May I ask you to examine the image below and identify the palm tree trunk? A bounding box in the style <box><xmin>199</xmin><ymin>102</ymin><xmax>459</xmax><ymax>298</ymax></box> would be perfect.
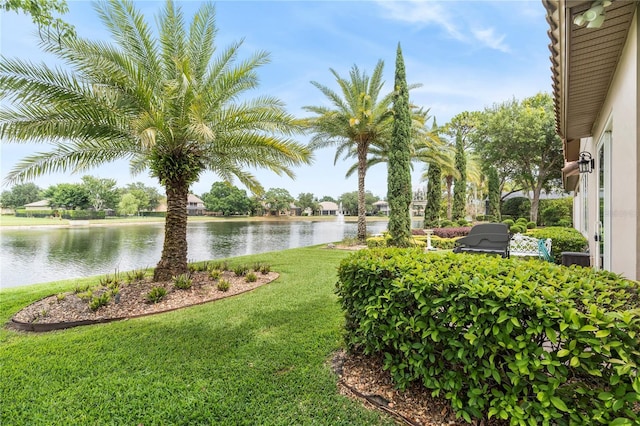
<box><xmin>154</xmin><ymin>180</ymin><xmax>189</xmax><ymax>281</ymax></box>
<box><xmin>357</xmin><ymin>143</ymin><xmax>368</xmax><ymax>242</ymax></box>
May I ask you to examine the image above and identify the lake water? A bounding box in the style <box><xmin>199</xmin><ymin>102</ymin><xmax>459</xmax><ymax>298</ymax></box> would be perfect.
<box><xmin>0</xmin><ymin>220</ymin><xmax>388</xmax><ymax>288</ymax></box>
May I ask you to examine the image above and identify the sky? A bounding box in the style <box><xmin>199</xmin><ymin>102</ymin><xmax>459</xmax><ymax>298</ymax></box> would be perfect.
<box><xmin>0</xmin><ymin>0</ymin><xmax>552</xmax><ymax>200</ymax></box>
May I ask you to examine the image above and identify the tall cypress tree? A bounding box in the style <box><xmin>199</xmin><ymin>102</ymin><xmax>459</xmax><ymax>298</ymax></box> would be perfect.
<box><xmin>487</xmin><ymin>166</ymin><xmax>501</xmax><ymax>221</ymax></box>
<box><xmin>452</xmin><ymin>134</ymin><xmax>467</xmax><ymax>221</ymax></box>
<box><xmin>424</xmin><ymin>162</ymin><xmax>442</xmax><ymax>228</ymax></box>
<box><xmin>387</xmin><ymin>43</ymin><xmax>412</xmax><ymax>247</ymax></box>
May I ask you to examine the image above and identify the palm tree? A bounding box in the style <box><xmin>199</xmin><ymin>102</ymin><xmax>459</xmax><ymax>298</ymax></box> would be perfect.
<box><xmin>0</xmin><ymin>0</ymin><xmax>311</xmax><ymax>281</ymax></box>
<box><xmin>303</xmin><ymin>61</ymin><xmax>395</xmax><ymax>242</ymax></box>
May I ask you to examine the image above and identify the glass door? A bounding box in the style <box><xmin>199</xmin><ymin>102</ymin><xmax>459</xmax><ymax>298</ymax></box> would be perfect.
<box><xmin>596</xmin><ymin>131</ymin><xmax>611</xmax><ymax>270</ymax></box>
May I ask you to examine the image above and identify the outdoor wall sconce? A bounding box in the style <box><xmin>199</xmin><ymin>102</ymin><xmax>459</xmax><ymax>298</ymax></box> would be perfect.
<box><xmin>578</xmin><ymin>151</ymin><xmax>595</xmax><ymax>173</ymax></box>
<box><xmin>573</xmin><ymin>0</ymin><xmax>612</xmax><ymax>28</ymax></box>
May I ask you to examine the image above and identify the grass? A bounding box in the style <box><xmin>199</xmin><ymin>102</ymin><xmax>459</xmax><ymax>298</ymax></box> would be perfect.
<box><xmin>0</xmin><ymin>246</ymin><xmax>394</xmax><ymax>426</ymax></box>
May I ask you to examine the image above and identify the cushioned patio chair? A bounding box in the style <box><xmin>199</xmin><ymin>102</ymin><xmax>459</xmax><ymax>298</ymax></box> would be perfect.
<box><xmin>452</xmin><ymin>223</ymin><xmax>510</xmax><ymax>258</ymax></box>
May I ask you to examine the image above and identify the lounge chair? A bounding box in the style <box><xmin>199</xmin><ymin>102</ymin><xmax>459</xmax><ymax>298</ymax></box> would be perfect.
<box><xmin>452</xmin><ymin>223</ymin><xmax>510</xmax><ymax>258</ymax></box>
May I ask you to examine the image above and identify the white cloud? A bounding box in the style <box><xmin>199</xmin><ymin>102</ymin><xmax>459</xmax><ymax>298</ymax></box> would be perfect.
<box><xmin>472</xmin><ymin>27</ymin><xmax>510</xmax><ymax>53</ymax></box>
<box><xmin>375</xmin><ymin>0</ymin><xmax>465</xmax><ymax>41</ymax></box>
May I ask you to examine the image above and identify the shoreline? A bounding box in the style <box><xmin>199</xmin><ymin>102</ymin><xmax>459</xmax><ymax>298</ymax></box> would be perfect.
<box><xmin>0</xmin><ymin>215</ymin><xmax>393</xmax><ymax>230</ymax></box>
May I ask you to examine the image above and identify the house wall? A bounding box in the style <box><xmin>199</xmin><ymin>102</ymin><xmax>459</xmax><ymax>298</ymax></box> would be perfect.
<box><xmin>585</xmin><ymin>10</ymin><xmax>639</xmax><ymax>280</ymax></box>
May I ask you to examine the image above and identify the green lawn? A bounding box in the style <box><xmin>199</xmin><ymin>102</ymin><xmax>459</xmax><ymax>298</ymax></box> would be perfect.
<box><xmin>0</xmin><ymin>246</ymin><xmax>394</xmax><ymax>425</ymax></box>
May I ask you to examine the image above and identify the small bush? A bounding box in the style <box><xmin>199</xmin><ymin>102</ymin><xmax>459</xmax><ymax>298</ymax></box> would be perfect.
<box><xmin>188</xmin><ymin>261</ymin><xmax>209</xmax><ymax>273</ymax></box>
<box><xmin>510</xmin><ymin>224</ymin><xmax>526</xmax><ymax>234</ymax></box>
<box><xmin>259</xmin><ymin>264</ymin><xmax>271</xmax><ymax>274</ymax></box>
<box><xmin>432</xmin><ymin>227</ymin><xmax>471</xmax><ymax>239</ymax></box>
<box><xmin>233</xmin><ymin>265</ymin><xmax>249</xmax><ymax>277</ymax></box>
<box><xmin>526</xmin><ymin>221</ymin><xmax>536</xmax><ymax>229</ymax></box>
<box><xmin>430</xmin><ymin>236</ymin><xmax>457</xmax><ymax>250</ymax></box>
<box><xmin>527</xmin><ymin>226</ymin><xmax>588</xmax><ymax>264</ymax></box>
<box><xmin>146</xmin><ymin>286</ymin><xmax>167</xmax><ymax>303</ymax></box>
<box><xmin>539</xmin><ymin>198</ymin><xmax>573</xmax><ymax>227</ymax></box>
<box><xmin>74</xmin><ymin>283</ymin><xmax>90</xmax><ymax>294</ymax></box>
<box><xmin>502</xmin><ymin>218</ymin><xmax>515</xmax><ymax>227</ymax></box>
<box><xmin>501</xmin><ymin>197</ymin><xmax>531</xmax><ymax>219</ymax></box>
<box><xmin>77</xmin><ymin>290</ymin><xmax>93</xmax><ymax>302</ymax></box>
<box><xmin>439</xmin><ymin>220</ymin><xmax>454</xmax><ymax>228</ymax></box>
<box><xmin>245</xmin><ymin>272</ymin><xmax>257</xmax><ymax>283</ymax></box>
<box><xmin>56</xmin><ymin>293</ymin><xmax>66</xmax><ymax>302</ymax></box>
<box><xmin>99</xmin><ymin>273</ymin><xmax>120</xmax><ymax>287</ymax></box>
<box><xmin>456</xmin><ymin>219</ymin><xmax>469</xmax><ymax>226</ymax></box>
<box><xmin>209</xmin><ymin>261</ymin><xmax>229</xmax><ymax>271</ymax></box>
<box><xmin>336</xmin><ymin>249</ymin><xmax>640</xmax><ymax>425</ymax></box>
<box><xmin>172</xmin><ymin>274</ymin><xmax>192</xmax><ymax>290</ymax></box>
<box><xmin>89</xmin><ymin>292</ymin><xmax>110</xmax><ymax>311</ymax></box>
<box><xmin>217</xmin><ymin>279</ymin><xmax>230</xmax><ymax>292</ymax></box>
<box><xmin>515</xmin><ymin>217</ymin><xmax>528</xmax><ymax>225</ymax></box>
<box><xmin>208</xmin><ymin>269</ymin><xmax>221</xmax><ymax>280</ymax></box>
<box><xmin>366</xmin><ymin>237</ymin><xmax>386</xmax><ymax>248</ymax></box>
<box><xmin>126</xmin><ymin>268</ymin><xmax>147</xmax><ymax>284</ymax></box>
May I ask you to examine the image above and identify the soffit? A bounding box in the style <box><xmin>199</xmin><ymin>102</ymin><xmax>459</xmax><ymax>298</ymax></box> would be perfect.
<box><xmin>544</xmin><ymin>0</ymin><xmax>638</xmax><ymax>143</ymax></box>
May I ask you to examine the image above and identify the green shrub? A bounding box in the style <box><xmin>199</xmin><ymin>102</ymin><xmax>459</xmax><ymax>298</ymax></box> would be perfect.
<box><xmin>539</xmin><ymin>198</ymin><xmax>573</xmax><ymax>227</ymax></box>
<box><xmin>515</xmin><ymin>217</ymin><xmax>528</xmax><ymax>225</ymax></box>
<box><xmin>126</xmin><ymin>268</ymin><xmax>147</xmax><ymax>284</ymax></box>
<box><xmin>14</xmin><ymin>209</ymin><xmax>58</xmax><ymax>218</ymax></box>
<box><xmin>456</xmin><ymin>219</ymin><xmax>469</xmax><ymax>227</ymax></box>
<box><xmin>89</xmin><ymin>292</ymin><xmax>110</xmax><ymax>311</ymax></box>
<box><xmin>208</xmin><ymin>269</ymin><xmax>221</xmax><ymax>280</ymax></box>
<box><xmin>527</xmin><ymin>227</ymin><xmax>588</xmax><ymax>264</ymax></box>
<box><xmin>336</xmin><ymin>249</ymin><xmax>640</xmax><ymax>425</ymax></box>
<box><xmin>439</xmin><ymin>220</ymin><xmax>454</xmax><ymax>228</ymax></box>
<box><xmin>74</xmin><ymin>283</ymin><xmax>90</xmax><ymax>294</ymax></box>
<box><xmin>217</xmin><ymin>279</ymin><xmax>230</xmax><ymax>292</ymax></box>
<box><xmin>259</xmin><ymin>264</ymin><xmax>271</xmax><ymax>274</ymax></box>
<box><xmin>172</xmin><ymin>274</ymin><xmax>192</xmax><ymax>290</ymax></box>
<box><xmin>233</xmin><ymin>265</ymin><xmax>249</xmax><ymax>277</ymax></box>
<box><xmin>209</xmin><ymin>261</ymin><xmax>229</xmax><ymax>271</ymax></box>
<box><xmin>366</xmin><ymin>236</ymin><xmax>386</xmax><ymax>248</ymax></box>
<box><xmin>510</xmin><ymin>224</ymin><xmax>526</xmax><ymax>234</ymax></box>
<box><xmin>245</xmin><ymin>272</ymin><xmax>257</xmax><ymax>283</ymax></box>
<box><xmin>99</xmin><ymin>272</ymin><xmax>120</xmax><ymax>287</ymax></box>
<box><xmin>146</xmin><ymin>286</ymin><xmax>167</xmax><ymax>303</ymax></box>
<box><xmin>430</xmin><ymin>236</ymin><xmax>457</xmax><ymax>250</ymax></box>
<box><xmin>502</xmin><ymin>219</ymin><xmax>515</xmax><ymax>227</ymax></box>
<box><xmin>526</xmin><ymin>221</ymin><xmax>536</xmax><ymax>229</ymax></box>
<box><xmin>501</xmin><ymin>197</ymin><xmax>530</xmax><ymax>219</ymax></box>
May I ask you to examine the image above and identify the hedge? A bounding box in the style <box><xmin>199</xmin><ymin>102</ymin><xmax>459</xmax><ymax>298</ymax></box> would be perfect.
<box><xmin>527</xmin><ymin>227</ymin><xmax>587</xmax><ymax>264</ymax></box>
<box><xmin>337</xmin><ymin>249</ymin><xmax>640</xmax><ymax>425</ymax></box>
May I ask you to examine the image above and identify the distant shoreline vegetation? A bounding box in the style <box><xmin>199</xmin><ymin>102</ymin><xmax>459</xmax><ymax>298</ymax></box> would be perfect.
<box><xmin>0</xmin><ymin>214</ymin><xmax>392</xmax><ymax>229</ymax></box>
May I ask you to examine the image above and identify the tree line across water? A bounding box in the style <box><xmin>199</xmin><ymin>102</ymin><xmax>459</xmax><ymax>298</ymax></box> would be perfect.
<box><xmin>0</xmin><ymin>178</ymin><xmax>388</xmax><ymax>217</ymax></box>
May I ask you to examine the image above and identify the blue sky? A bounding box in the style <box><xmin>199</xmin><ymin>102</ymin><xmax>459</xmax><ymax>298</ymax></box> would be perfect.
<box><xmin>0</xmin><ymin>0</ymin><xmax>551</xmax><ymax>200</ymax></box>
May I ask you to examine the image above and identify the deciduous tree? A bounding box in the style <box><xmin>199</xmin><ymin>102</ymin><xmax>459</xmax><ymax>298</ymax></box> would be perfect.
<box><xmin>473</xmin><ymin>93</ymin><xmax>562</xmax><ymax>222</ymax></box>
<box><xmin>0</xmin><ymin>182</ymin><xmax>41</xmax><ymax>208</ymax></box>
<box><xmin>202</xmin><ymin>182</ymin><xmax>252</xmax><ymax>216</ymax></box>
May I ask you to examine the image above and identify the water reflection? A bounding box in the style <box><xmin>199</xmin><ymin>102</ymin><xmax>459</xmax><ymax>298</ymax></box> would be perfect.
<box><xmin>0</xmin><ymin>220</ymin><xmax>388</xmax><ymax>288</ymax></box>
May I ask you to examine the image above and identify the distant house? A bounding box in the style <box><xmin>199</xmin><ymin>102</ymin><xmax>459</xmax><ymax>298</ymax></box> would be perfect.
<box><xmin>187</xmin><ymin>194</ymin><xmax>205</xmax><ymax>216</ymax></box>
<box><xmin>318</xmin><ymin>201</ymin><xmax>339</xmax><ymax>216</ymax></box>
<box><xmin>372</xmin><ymin>200</ymin><xmax>389</xmax><ymax>216</ymax></box>
<box><xmin>24</xmin><ymin>200</ymin><xmax>51</xmax><ymax>211</ymax></box>
<box><xmin>289</xmin><ymin>203</ymin><xmax>301</xmax><ymax>216</ymax></box>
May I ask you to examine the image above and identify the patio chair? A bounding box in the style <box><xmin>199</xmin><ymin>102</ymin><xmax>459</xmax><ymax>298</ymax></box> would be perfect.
<box><xmin>452</xmin><ymin>223</ymin><xmax>510</xmax><ymax>258</ymax></box>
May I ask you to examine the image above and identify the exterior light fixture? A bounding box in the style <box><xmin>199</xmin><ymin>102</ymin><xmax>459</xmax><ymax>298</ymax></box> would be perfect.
<box><xmin>578</xmin><ymin>151</ymin><xmax>595</xmax><ymax>173</ymax></box>
<box><xmin>573</xmin><ymin>0</ymin><xmax>612</xmax><ymax>28</ymax></box>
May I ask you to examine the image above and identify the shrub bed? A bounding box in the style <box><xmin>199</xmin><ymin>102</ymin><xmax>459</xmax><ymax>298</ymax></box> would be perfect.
<box><xmin>527</xmin><ymin>227</ymin><xmax>587</xmax><ymax>264</ymax></box>
<box><xmin>337</xmin><ymin>249</ymin><xmax>640</xmax><ymax>424</ymax></box>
